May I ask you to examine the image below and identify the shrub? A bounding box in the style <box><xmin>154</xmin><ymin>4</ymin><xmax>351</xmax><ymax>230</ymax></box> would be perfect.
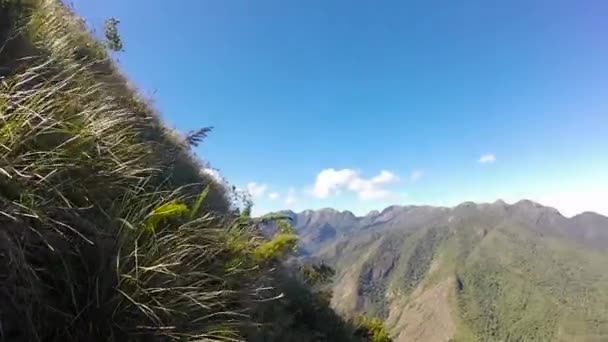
<box><xmin>354</xmin><ymin>316</ymin><xmax>393</xmax><ymax>342</ymax></box>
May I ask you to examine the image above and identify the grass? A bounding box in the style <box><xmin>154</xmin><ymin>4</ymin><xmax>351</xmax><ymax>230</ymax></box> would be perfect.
<box><xmin>0</xmin><ymin>1</ymin><xmax>369</xmax><ymax>341</ymax></box>
<box><xmin>0</xmin><ymin>22</ymin><xmax>262</xmax><ymax>339</ymax></box>
<box><xmin>12</xmin><ymin>0</ymin><xmax>231</xmax><ymax>212</ymax></box>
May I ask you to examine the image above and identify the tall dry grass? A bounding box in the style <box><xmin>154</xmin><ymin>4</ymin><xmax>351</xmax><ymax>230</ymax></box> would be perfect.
<box><xmin>0</xmin><ymin>2</ymin><xmax>370</xmax><ymax>342</ymax></box>
<box><xmin>0</xmin><ymin>1</ymin><xmax>274</xmax><ymax>340</ymax></box>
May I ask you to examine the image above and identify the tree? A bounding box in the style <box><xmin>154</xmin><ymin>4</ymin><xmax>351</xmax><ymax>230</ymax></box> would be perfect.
<box><xmin>104</xmin><ymin>17</ymin><xmax>123</xmax><ymax>52</ymax></box>
<box><xmin>299</xmin><ymin>262</ymin><xmax>336</xmax><ymax>287</ymax></box>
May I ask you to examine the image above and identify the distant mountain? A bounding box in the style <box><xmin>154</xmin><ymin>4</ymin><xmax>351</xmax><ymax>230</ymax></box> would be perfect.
<box><xmin>284</xmin><ymin>200</ymin><xmax>608</xmax><ymax>341</ymax></box>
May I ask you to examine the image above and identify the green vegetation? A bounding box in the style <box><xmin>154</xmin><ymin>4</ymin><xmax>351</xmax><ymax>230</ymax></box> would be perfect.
<box><xmin>247</xmin><ymin>261</ymin><xmax>393</xmax><ymax>342</ymax></box>
<box><xmin>103</xmin><ymin>17</ymin><xmax>123</xmax><ymax>52</ymax></box>
<box><xmin>0</xmin><ymin>1</ymin><xmax>390</xmax><ymax>341</ymax></box>
<box><xmin>354</xmin><ymin>316</ymin><xmax>392</xmax><ymax>342</ymax></box>
<box><xmin>400</xmin><ymin>226</ymin><xmax>447</xmax><ymax>292</ymax></box>
<box><xmin>455</xmin><ymin>224</ymin><xmax>608</xmax><ymax>341</ymax></box>
<box><xmin>306</xmin><ymin>205</ymin><xmax>608</xmax><ymax>341</ymax></box>
<box><xmin>357</xmin><ymin>234</ymin><xmax>405</xmax><ymax>319</ymax></box>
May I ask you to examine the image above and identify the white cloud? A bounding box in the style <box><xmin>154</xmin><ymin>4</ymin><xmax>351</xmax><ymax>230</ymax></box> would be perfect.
<box><xmin>371</xmin><ymin>170</ymin><xmax>400</xmax><ymax>184</ymax></box>
<box><xmin>312</xmin><ymin>168</ymin><xmax>358</xmax><ymax>198</ymax></box>
<box><xmin>268</xmin><ymin>192</ymin><xmax>280</xmax><ymax>200</ymax></box>
<box><xmin>312</xmin><ymin>168</ymin><xmax>400</xmax><ymax>201</ymax></box>
<box><xmin>246</xmin><ymin>182</ymin><xmax>267</xmax><ymax>198</ymax></box>
<box><xmin>285</xmin><ymin>188</ymin><xmax>297</xmax><ymax>206</ymax></box>
<box><xmin>410</xmin><ymin>170</ymin><xmax>424</xmax><ymax>182</ymax></box>
<box><xmin>478</xmin><ymin>154</ymin><xmax>496</xmax><ymax>164</ymax></box>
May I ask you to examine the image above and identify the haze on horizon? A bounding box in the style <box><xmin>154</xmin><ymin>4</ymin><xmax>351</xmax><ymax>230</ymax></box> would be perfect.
<box><xmin>72</xmin><ymin>0</ymin><xmax>608</xmax><ymax>217</ymax></box>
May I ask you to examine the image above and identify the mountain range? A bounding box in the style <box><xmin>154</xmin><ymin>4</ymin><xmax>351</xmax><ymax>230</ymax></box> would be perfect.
<box><xmin>279</xmin><ymin>200</ymin><xmax>608</xmax><ymax>341</ymax></box>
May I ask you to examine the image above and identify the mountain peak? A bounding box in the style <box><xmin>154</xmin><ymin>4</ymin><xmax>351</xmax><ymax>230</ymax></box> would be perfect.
<box><xmin>381</xmin><ymin>205</ymin><xmax>403</xmax><ymax>214</ymax></box>
<box><xmin>574</xmin><ymin>211</ymin><xmax>603</xmax><ymax>218</ymax></box>
<box><xmin>367</xmin><ymin>210</ymin><xmax>381</xmax><ymax>217</ymax></box>
<box><xmin>514</xmin><ymin>199</ymin><xmax>543</xmax><ymax>207</ymax></box>
<box><xmin>455</xmin><ymin>201</ymin><xmax>478</xmax><ymax>209</ymax></box>
<box><xmin>493</xmin><ymin>199</ymin><xmax>507</xmax><ymax>206</ymax></box>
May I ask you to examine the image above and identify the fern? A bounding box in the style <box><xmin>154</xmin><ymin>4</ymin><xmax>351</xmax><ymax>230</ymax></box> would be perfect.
<box><xmin>147</xmin><ymin>201</ymin><xmax>189</xmax><ymax>232</ymax></box>
<box><xmin>185</xmin><ymin>126</ymin><xmax>213</xmax><ymax>148</ymax></box>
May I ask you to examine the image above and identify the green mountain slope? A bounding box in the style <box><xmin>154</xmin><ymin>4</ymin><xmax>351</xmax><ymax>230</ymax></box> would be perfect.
<box><xmin>290</xmin><ymin>201</ymin><xmax>608</xmax><ymax>341</ymax></box>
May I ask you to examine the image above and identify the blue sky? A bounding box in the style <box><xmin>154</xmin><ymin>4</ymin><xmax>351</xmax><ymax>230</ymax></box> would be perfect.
<box><xmin>72</xmin><ymin>0</ymin><xmax>608</xmax><ymax>216</ymax></box>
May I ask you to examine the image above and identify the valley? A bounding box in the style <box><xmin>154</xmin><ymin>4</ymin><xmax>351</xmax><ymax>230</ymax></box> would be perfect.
<box><xmin>282</xmin><ymin>200</ymin><xmax>608</xmax><ymax>341</ymax></box>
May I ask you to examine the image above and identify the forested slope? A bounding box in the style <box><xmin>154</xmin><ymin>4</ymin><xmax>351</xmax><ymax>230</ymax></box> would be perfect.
<box><xmin>290</xmin><ymin>202</ymin><xmax>608</xmax><ymax>341</ymax></box>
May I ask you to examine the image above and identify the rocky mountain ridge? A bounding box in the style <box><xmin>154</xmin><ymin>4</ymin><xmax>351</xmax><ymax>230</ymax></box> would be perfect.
<box><xmin>281</xmin><ymin>199</ymin><xmax>608</xmax><ymax>254</ymax></box>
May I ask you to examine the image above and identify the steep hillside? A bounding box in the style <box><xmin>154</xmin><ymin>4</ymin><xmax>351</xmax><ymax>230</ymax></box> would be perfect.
<box><xmin>291</xmin><ymin>201</ymin><xmax>608</xmax><ymax>341</ymax></box>
<box><xmin>0</xmin><ymin>1</ymin><xmax>378</xmax><ymax>341</ymax></box>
